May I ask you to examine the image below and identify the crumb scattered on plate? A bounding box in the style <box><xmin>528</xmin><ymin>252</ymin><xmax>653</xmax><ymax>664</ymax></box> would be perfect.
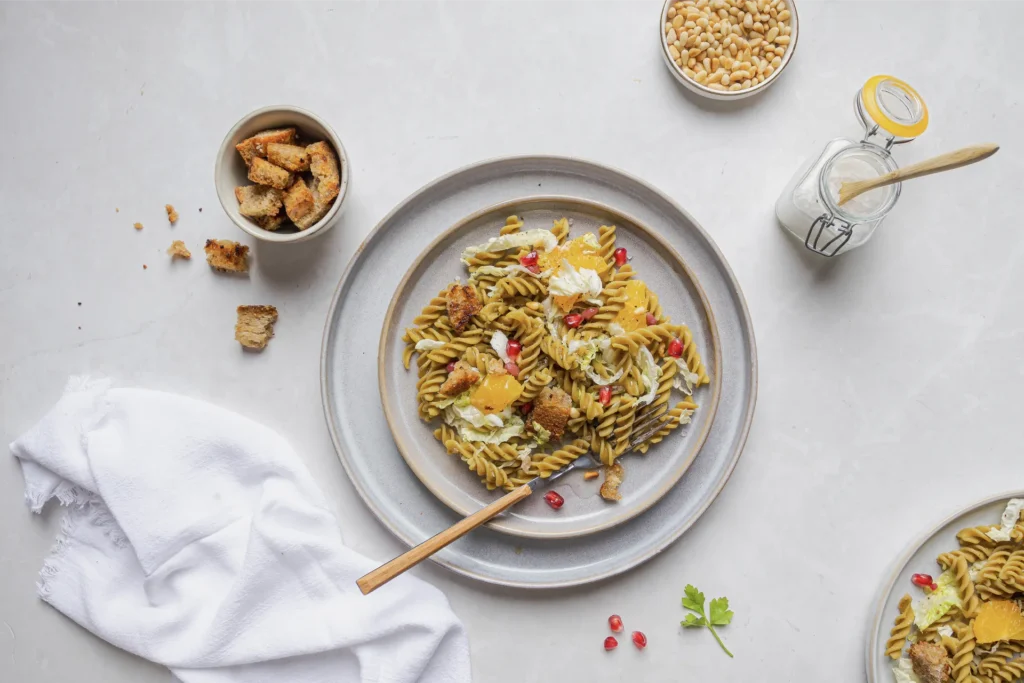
<box><xmin>235</xmin><ymin>305</ymin><xmax>278</xmax><ymax>350</ymax></box>
<box><xmin>142</xmin><ymin>264</ymin><xmax>148</xmax><ymax>270</ymax></box>
<box><xmin>600</xmin><ymin>463</ymin><xmax>624</xmax><ymax>502</ymax></box>
<box><xmin>165</xmin><ymin>204</ymin><xmax>178</xmax><ymax>224</ymax></box>
<box><xmin>584</xmin><ymin>471</ymin><xmax>599</xmax><ymax>481</ymax></box>
<box><xmin>134</xmin><ymin>222</ymin><xmax>143</xmax><ymax>230</ymax></box>
<box><xmin>204</xmin><ymin>239</ymin><xmax>249</xmax><ymax>272</ymax></box>
<box><xmin>167</xmin><ymin>240</ymin><xmax>191</xmax><ymax>259</ymax></box>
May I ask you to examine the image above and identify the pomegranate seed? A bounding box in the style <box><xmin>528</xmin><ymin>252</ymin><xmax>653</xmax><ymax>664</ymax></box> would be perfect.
<box><xmin>911</xmin><ymin>573</ymin><xmax>934</xmax><ymax>588</ymax></box>
<box><xmin>544</xmin><ymin>490</ymin><xmax>564</xmax><ymax>509</ymax></box>
<box><xmin>667</xmin><ymin>338</ymin><xmax>683</xmax><ymax>358</ymax></box>
<box><xmin>613</xmin><ymin>247</ymin><xmax>628</xmax><ymax>266</ymax></box>
<box><xmin>645</xmin><ymin>312</ymin><xmax>658</xmax><ymax>326</ymax></box>
<box><xmin>520</xmin><ymin>251</ymin><xmax>539</xmax><ymax>268</ymax></box>
<box><xmin>631</xmin><ymin>631</ymin><xmax>647</xmax><ymax>649</ymax></box>
<box><xmin>581</xmin><ymin>307</ymin><xmax>599</xmax><ymax>321</ymax></box>
<box><xmin>608</xmin><ymin>615</ymin><xmax>624</xmax><ymax>633</ymax></box>
<box><xmin>504</xmin><ymin>361</ymin><xmax>520</xmax><ymax>377</ymax></box>
<box><xmin>603</xmin><ymin>636</ymin><xmax>618</xmax><ymax>651</ymax></box>
<box><xmin>564</xmin><ymin>313</ymin><xmax>583</xmax><ymax>328</ymax></box>
<box><xmin>598</xmin><ymin>386</ymin><xmax>612</xmax><ymax>406</ymax></box>
<box><xmin>446</xmin><ymin>362</ymin><xmax>456</xmax><ymax>373</ymax></box>
<box><xmin>520</xmin><ymin>401</ymin><xmax>533</xmax><ymax>415</ymax></box>
<box><xmin>506</xmin><ymin>339</ymin><xmax>522</xmax><ymax>360</ymax></box>
<box><xmin>929</xmin><ymin>582</ymin><xmax>938</xmax><ymax>591</ymax></box>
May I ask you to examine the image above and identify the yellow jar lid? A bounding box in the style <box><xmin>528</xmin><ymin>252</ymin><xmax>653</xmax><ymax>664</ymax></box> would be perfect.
<box><xmin>861</xmin><ymin>75</ymin><xmax>929</xmax><ymax>139</ymax></box>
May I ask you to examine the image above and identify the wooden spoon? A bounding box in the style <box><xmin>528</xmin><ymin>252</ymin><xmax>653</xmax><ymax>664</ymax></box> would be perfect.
<box><xmin>837</xmin><ymin>143</ymin><xmax>999</xmax><ymax>207</ymax></box>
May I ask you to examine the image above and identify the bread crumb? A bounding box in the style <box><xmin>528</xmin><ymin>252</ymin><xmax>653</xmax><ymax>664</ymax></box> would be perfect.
<box><xmin>133</xmin><ymin>222</ymin><xmax>143</xmax><ymax>230</ymax></box>
<box><xmin>583</xmin><ymin>471</ymin><xmax>599</xmax><ymax>481</ymax></box>
<box><xmin>115</xmin><ymin>207</ymin><xmax>119</xmax><ymax>213</ymax></box>
<box><xmin>235</xmin><ymin>305</ymin><xmax>278</xmax><ymax>350</ymax></box>
<box><xmin>167</xmin><ymin>240</ymin><xmax>191</xmax><ymax>259</ymax></box>
<box><xmin>204</xmin><ymin>239</ymin><xmax>249</xmax><ymax>272</ymax></box>
<box><xmin>599</xmin><ymin>462</ymin><xmax>624</xmax><ymax>501</ymax></box>
<box><xmin>143</xmin><ymin>264</ymin><xmax>148</xmax><ymax>270</ymax></box>
<box><xmin>165</xmin><ymin>204</ymin><xmax>179</xmax><ymax>224</ymax></box>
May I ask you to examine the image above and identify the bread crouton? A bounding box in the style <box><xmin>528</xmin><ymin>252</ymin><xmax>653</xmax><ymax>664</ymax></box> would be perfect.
<box><xmin>484</xmin><ymin>355</ymin><xmax>507</xmax><ymax>376</ymax></box>
<box><xmin>445</xmin><ymin>284</ymin><xmax>482</xmax><ymax>333</ymax></box>
<box><xmin>248</xmin><ymin>157</ymin><xmax>294</xmax><ymax>190</ymax></box>
<box><xmin>235</xmin><ymin>128</ymin><xmax>297</xmax><ymax>166</ymax></box>
<box><xmin>255</xmin><ymin>214</ymin><xmax>286</xmax><ymax>231</ymax></box>
<box><xmin>234</xmin><ymin>185</ymin><xmax>284</xmax><ymax>218</ymax></box>
<box><xmin>306</xmin><ymin>141</ymin><xmax>341</xmax><ymax>204</ymax></box>
<box><xmin>530</xmin><ymin>386</ymin><xmax>572</xmax><ymax>440</ymax></box>
<box><xmin>204</xmin><ymin>239</ymin><xmax>249</xmax><ymax>272</ymax></box>
<box><xmin>439</xmin><ymin>360</ymin><xmax>481</xmax><ymax>396</ymax></box>
<box><xmin>599</xmin><ymin>462</ymin><xmax>624</xmax><ymax>502</ymax></box>
<box><xmin>283</xmin><ymin>178</ymin><xmax>315</xmax><ymax>222</ymax></box>
<box><xmin>267</xmin><ymin>143</ymin><xmax>311</xmax><ymax>172</ymax></box>
<box><xmin>165</xmin><ymin>204</ymin><xmax>178</xmax><ymax>224</ymax></box>
<box><xmin>291</xmin><ymin>192</ymin><xmax>331</xmax><ymax>230</ymax></box>
<box><xmin>235</xmin><ymin>305</ymin><xmax>278</xmax><ymax>350</ymax></box>
<box><xmin>909</xmin><ymin>642</ymin><xmax>950</xmax><ymax>683</ymax></box>
<box><xmin>133</xmin><ymin>222</ymin><xmax>143</xmax><ymax>230</ymax></box>
<box><xmin>167</xmin><ymin>240</ymin><xmax>191</xmax><ymax>259</ymax></box>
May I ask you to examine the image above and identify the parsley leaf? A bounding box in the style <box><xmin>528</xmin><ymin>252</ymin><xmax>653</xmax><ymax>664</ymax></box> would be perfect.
<box><xmin>682</xmin><ymin>613</ymin><xmax>706</xmax><ymax>627</ymax></box>
<box><xmin>680</xmin><ymin>584</ymin><xmax>734</xmax><ymax>658</ymax></box>
<box><xmin>709</xmin><ymin>597</ymin><xmax>734</xmax><ymax>626</ymax></box>
<box><xmin>682</xmin><ymin>584</ymin><xmax>705</xmax><ymax>612</ymax></box>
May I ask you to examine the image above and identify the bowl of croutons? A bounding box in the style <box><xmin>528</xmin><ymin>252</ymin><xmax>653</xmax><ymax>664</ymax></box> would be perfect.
<box><xmin>216</xmin><ymin>105</ymin><xmax>350</xmax><ymax>243</ymax></box>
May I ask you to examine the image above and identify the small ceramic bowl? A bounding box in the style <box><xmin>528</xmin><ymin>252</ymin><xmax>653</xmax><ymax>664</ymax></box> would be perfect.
<box><xmin>659</xmin><ymin>0</ymin><xmax>799</xmax><ymax>101</ymax></box>
<box><xmin>215</xmin><ymin>105</ymin><xmax>350</xmax><ymax>244</ymax></box>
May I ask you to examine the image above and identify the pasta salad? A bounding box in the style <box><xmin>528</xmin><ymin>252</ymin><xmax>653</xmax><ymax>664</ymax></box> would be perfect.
<box><xmin>402</xmin><ymin>215</ymin><xmax>709</xmax><ymax>501</ymax></box>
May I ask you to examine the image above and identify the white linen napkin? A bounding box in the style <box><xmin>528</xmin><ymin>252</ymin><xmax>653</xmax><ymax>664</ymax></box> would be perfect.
<box><xmin>10</xmin><ymin>377</ymin><xmax>471</xmax><ymax>683</ymax></box>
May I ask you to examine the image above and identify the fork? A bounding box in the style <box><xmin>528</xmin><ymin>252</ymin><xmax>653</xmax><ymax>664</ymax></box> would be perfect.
<box><xmin>356</xmin><ymin>406</ymin><xmax>672</xmax><ymax>594</ymax></box>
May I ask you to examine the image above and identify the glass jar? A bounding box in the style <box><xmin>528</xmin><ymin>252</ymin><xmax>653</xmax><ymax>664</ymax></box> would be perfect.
<box><xmin>775</xmin><ymin>75</ymin><xmax>929</xmax><ymax>256</ymax></box>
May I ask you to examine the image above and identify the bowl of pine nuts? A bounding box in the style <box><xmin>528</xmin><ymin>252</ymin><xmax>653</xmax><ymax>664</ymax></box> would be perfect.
<box><xmin>660</xmin><ymin>0</ymin><xmax>798</xmax><ymax>100</ymax></box>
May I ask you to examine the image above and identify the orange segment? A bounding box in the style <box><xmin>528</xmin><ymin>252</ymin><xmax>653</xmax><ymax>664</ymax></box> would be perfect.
<box><xmin>553</xmin><ymin>294</ymin><xmax>579</xmax><ymax>312</ymax></box>
<box><xmin>538</xmin><ymin>236</ymin><xmax>609</xmax><ymax>274</ymax></box>
<box><xmin>974</xmin><ymin>600</ymin><xmax>1024</xmax><ymax>644</ymax></box>
<box><xmin>612</xmin><ymin>280</ymin><xmax>650</xmax><ymax>333</ymax></box>
<box><xmin>470</xmin><ymin>374</ymin><xmax>523</xmax><ymax>414</ymax></box>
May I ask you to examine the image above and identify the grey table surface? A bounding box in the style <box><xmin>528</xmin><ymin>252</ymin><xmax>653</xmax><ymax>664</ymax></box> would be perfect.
<box><xmin>1</xmin><ymin>2</ymin><xmax>1020</xmax><ymax>681</ymax></box>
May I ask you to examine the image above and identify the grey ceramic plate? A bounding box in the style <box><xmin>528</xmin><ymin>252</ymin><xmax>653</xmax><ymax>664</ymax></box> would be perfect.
<box><xmin>866</xmin><ymin>491</ymin><xmax>1024</xmax><ymax>681</ymax></box>
<box><xmin>321</xmin><ymin>155</ymin><xmax>757</xmax><ymax>587</ymax></box>
<box><xmin>379</xmin><ymin>197</ymin><xmax>722</xmax><ymax>538</ymax></box>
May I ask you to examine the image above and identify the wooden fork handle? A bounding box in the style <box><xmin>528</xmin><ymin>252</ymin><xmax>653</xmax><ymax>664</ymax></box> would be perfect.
<box><xmin>356</xmin><ymin>484</ymin><xmax>533</xmax><ymax>594</ymax></box>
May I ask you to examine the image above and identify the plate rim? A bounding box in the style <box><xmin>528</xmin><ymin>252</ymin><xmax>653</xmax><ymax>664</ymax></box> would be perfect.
<box><xmin>864</xmin><ymin>488</ymin><xmax>1024</xmax><ymax>681</ymax></box>
<box><xmin>320</xmin><ymin>154</ymin><xmax>759</xmax><ymax>587</ymax></box>
<box><xmin>376</xmin><ymin>194</ymin><xmax>724</xmax><ymax>539</ymax></box>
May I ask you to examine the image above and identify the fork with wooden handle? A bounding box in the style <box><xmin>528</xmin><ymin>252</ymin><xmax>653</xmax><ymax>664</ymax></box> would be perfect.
<box><xmin>355</xmin><ymin>406</ymin><xmax>673</xmax><ymax>594</ymax></box>
<box><xmin>837</xmin><ymin>143</ymin><xmax>999</xmax><ymax>207</ymax></box>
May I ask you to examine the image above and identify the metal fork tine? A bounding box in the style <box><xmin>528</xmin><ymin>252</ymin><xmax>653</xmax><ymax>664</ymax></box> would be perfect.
<box><xmin>625</xmin><ymin>406</ymin><xmax>670</xmax><ymax>451</ymax></box>
<box><xmin>630</xmin><ymin>405</ymin><xmax>668</xmax><ymax>436</ymax></box>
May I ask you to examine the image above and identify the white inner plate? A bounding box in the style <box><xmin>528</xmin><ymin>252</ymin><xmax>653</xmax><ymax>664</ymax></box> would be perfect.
<box><xmin>378</xmin><ymin>197</ymin><xmax>722</xmax><ymax>538</ymax></box>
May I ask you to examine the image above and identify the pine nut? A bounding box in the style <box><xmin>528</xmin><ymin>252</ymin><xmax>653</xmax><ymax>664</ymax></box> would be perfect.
<box><xmin>664</xmin><ymin>0</ymin><xmax>792</xmax><ymax>92</ymax></box>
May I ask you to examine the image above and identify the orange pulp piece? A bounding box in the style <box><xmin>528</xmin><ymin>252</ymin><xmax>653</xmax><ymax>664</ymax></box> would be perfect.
<box><xmin>974</xmin><ymin>600</ymin><xmax>1024</xmax><ymax>644</ymax></box>
<box><xmin>538</xmin><ymin>236</ymin><xmax>610</xmax><ymax>274</ymax></box>
<box><xmin>470</xmin><ymin>373</ymin><xmax>524</xmax><ymax>414</ymax></box>
<box><xmin>612</xmin><ymin>280</ymin><xmax>650</xmax><ymax>333</ymax></box>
